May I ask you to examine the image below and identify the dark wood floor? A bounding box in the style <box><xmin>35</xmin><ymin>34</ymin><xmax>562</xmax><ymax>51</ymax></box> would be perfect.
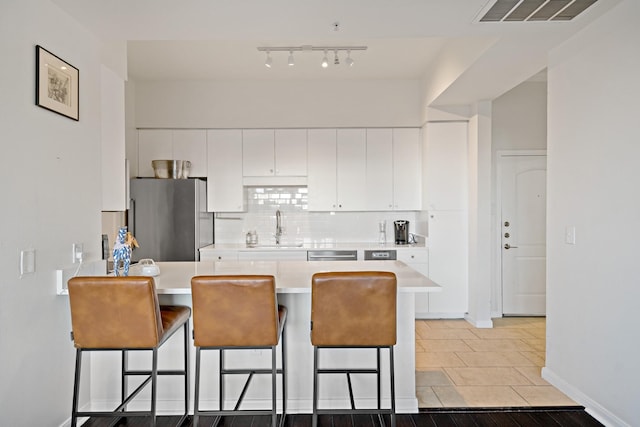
<box><xmin>81</xmin><ymin>408</ymin><xmax>603</xmax><ymax>427</ymax></box>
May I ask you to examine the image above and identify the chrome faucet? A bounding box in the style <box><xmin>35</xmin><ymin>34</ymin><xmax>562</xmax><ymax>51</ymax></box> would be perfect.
<box><xmin>275</xmin><ymin>209</ymin><xmax>283</xmax><ymax>245</ymax></box>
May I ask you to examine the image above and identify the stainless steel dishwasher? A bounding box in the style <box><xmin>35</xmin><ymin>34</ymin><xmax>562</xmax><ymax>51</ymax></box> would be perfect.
<box><xmin>307</xmin><ymin>250</ymin><xmax>358</xmax><ymax>261</ymax></box>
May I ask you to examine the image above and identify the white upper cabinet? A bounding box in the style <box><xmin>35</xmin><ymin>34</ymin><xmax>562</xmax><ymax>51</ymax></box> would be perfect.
<box><xmin>336</xmin><ymin>129</ymin><xmax>367</xmax><ymax>211</ymax></box>
<box><xmin>307</xmin><ymin>129</ymin><xmax>337</xmax><ymax>211</ymax></box>
<box><xmin>138</xmin><ymin>129</ymin><xmax>207</xmax><ymax>177</ymax></box>
<box><xmin>275</xmin><ymin>129</ymin><xmax>307</xmax><ymax>176</ymax></box>
<box><xmin>172</xmin><ymin>130</ymin><xmax>208</xmax><ymax>177</ymax></box>
<box><xmin>242</xmin><ymin>129</ymin><xmax>274</xmax><ymax>176</ymax></box>
<box><xmin>101</xmin><ymin>65</ymin><xmax>127</xmax><ymax>211</ymax></box>
<box><xmin>424</xmin><ymin>122</ymin><xmax>468</xmax><ymax>211</ymax></box>
<box><xmin>242</xmin><ymin>129</ymin><xmax>307</xmax><ymax>177</ymax></box>
<box><xmin>207</xmin><ymin>129</ymin><xmax>245</xmax><ymax>212</ymax></box>
<box><xmin>366</xmin><ymin>129</ymin><xmax>394</xmax><ymax>210</ymax></box>
<box><xmin>393</xmin><ymin>128</ymin><xmax>422</xmax><ymax>210</ymax></box>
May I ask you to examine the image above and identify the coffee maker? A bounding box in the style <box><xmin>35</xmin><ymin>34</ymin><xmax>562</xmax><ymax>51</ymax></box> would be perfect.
<box><xmin>394</xmin><ymin>220</ymin><xmax>409</xmax><ymax>245</ymax></box>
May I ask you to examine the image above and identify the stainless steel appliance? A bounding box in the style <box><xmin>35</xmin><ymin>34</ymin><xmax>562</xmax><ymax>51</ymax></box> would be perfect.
<box><xmin>394</xmin><ymin>220</ymin><xmax>409</xmax><ymax>245</ymax></box>
<box><xmin>307</xmin><ymin>250</ymin><xmax>357</xmax><ymax>261</ymax></box>
<box><xmin>128</xmin><ymin>178</ymin><xmax>213</xmax><ymax>262</ymax></box>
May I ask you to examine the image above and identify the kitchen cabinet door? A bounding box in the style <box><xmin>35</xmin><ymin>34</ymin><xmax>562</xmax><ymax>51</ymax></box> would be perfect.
<box><xmin>393</xmin><ymin>128</ymin><xmax>421</xmax><ymax>210</ymax></box>
<box><xmin>366</xmin><ymin>129</ymin><xmax>394</xmax><ymax>210</ymax></box>
<box><xmin>275</xmin><ymin>129</ymin><xmax>307</xmax><ymax>176</ymax></box>
<box><xmin>207</xmin><ymin>129</ymin><xmax>245</xmax><ymax>212</ymax></box>
<box><xmin>307</xmin><ymin>129</ymin><xmax>337</xmax><ymax>211</ymax></box>
<box><xmin>427</xmin><ymin>210</ymin><xmax>468</xmax><ymax>315</ymax></box>
<box><xmin>242</xmin><ymin>129</ymin><xmax>275</xmax><ymax>176</ymax></box>
<box><xmin>336</xmin><ymin>129</ymin><xmax>367</xmax><ymax>211</ymax></box>
<box><xmin>424</xmin><ymin>122</ymin><xmax>468</xmax><ymax>211</ymax></box>
<box><xmin>138</xmin><ymin>129</ymin><xmax>207</xmax><ymax>178</ymax></box>
<box><xmin>172</xmin><ymin>129</ymin><xmax>207</xmax><ymax>177</ymax></box>
<box><xmin>138</xmin><ymin>129</ymin><xmax>172</xmax><ymax>177</ymax></box>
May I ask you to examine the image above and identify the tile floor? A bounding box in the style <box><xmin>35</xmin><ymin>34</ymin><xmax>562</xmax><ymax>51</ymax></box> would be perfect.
<box><xmin>415</xmin><ymin>317</ymin><xmax>577</xmax><ymax>408</ymax></box>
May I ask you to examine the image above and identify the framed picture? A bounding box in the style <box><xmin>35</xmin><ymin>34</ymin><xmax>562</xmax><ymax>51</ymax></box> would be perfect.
<box><xmin>35</xmin><ymin>45</ymin><xmax>79</xmax><ymax>121</ymax></box>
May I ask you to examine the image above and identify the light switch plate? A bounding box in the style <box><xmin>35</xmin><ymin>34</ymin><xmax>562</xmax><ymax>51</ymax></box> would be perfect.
<box><xmin>20</xmin><ymin>249</ymin><xmax>36</xmax><ymax>275</ymax></box>
<box><xmin>565</xmin><ymin>226</ymin><xmax>576</xmax><ymax>245</ymax></box>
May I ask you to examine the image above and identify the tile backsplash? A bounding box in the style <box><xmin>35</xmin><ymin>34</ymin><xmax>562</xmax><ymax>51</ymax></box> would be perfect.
<box><xmin>214</xmin><ymin>186</ymin><xmax>420</xmax><ymax>245</ymax></box>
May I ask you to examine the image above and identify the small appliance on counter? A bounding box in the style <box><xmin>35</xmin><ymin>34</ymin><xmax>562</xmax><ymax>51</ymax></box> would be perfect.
<box><xmin>394</xmin><ymin>220</ymin><xmax>409</xmax><ymax>245</ymax></box>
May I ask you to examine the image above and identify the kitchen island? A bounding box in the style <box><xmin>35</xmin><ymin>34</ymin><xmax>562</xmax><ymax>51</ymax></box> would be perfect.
<box><xmin>84</xmin><ymin>260</ymin><xmax>440</xmax><ymax>415</ymax></box>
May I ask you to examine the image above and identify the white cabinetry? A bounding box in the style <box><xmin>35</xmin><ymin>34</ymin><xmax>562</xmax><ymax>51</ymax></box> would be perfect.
<box><xmin>237</xmin><ymin>250</ymin><xmax>307</xmax><ymax>261</ymax></box>
<box><xmin>366</xmin><ymin>129</ymin><xmax>394</xmax><ymax>210</ymax></box>
<box><xmin>101</xmin><ymin>65</ymin><xmax>127</xmax><ymax>211</ymax></box>
<box><xmin>199</xmin><ymin>250</ymin><xmax>239</xmax><ymax>261</ymax></box>
<box><xmin>365</xmin><ymin>128</ymin><xmax>422</xmax><ymax>211</ymax></box>
<box><xmin>138</xmin><ymin>129</ymin><xmax>207</xmax><ymax>177</ymax></box>
<box><xmin>424</xmin><ymin>122</ymin><xmax>469</xmax><ymax>317</ymax></box>
<box><xmin>397</xmin><ymin>247</ymin><xmax>430</xmax><ymax>317</ymax></box>
<box><xmin>393</xmin><ymin>128</ymin><xmax>421</xmax><ymax>210</ymax></box>
<box><xmin>207</xmin><ymin>129</ymin><xmax>245</xmax><ymax>212</ymax></box>
<box><xmin>307</xmin><ymin>129</ymin><xmax>337</xmax><ymax>211</ymax></box>
<box><xmin>308</xmin><ymin>128</ymin><xmax>368</xmax><ymax>211</ymax></box>
<box><xmin>336</xmin><ymin>129</ymin><xmax>367</xmax><ymax>210</ymax></box>
<box><xmin>242</xmin><ymin>129</ymin><xmax>307</xmax><ymax>177</ymax></box>
<box><xmin>424</xmin><ymin>122</ymin><xmax>467</xmax><ymax>211</ymax></box>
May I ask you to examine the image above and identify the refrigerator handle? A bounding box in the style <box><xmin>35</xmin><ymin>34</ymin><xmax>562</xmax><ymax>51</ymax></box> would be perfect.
<box><xmin>129</xmin><ymin>198</ymin><xmax>136</xmax><ymax>237</ymax></box>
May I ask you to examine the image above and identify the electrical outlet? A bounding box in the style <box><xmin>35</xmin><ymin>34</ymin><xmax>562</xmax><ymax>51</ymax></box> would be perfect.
<box><xmin>72</xmin><ymin>243</ymin><xmax>83</xmax><ymax>263</ymax></box>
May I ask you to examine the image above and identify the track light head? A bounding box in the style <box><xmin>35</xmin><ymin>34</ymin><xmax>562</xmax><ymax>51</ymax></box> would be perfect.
<box><xmin>334</xmin><ymin>50</ymin><xmax>340</xmax><ymax>65</ymax></box>
<box><xmin>321</xmin><ymin>50</ymin><xmax>329</xmax><ymax>68</ymax></box>
<box><xmin>346</xmin><ymin>50</ymin><xmax>354</xmax><ymax>67</ymax></box>
<box><xmin>265</xmin><ymin>51</ymin><xmax>272</xmax><ymax>68</ymax></box>
<box><xmin>288</xmin><ymin>51</ymin><xmax>295</xmax><ymax>66</ymax></box>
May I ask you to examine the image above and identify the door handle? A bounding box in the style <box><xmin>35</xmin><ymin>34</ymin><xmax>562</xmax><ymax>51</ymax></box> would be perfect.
<box><xmin>504</xmin><ymin>243</ymin><xmax>519</xmax><ymax>249</ymax></box>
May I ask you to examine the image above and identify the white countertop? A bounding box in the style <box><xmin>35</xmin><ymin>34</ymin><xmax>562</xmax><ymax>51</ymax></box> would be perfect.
<box><xmin>200</xmin><ymin>241</ymin><xmax>426</xmax><ymax>251</ymax></box>
<box><xmin>127</xmin><ymin>260</ymin><xmax>440</xmax><ymax>294</ymax></box>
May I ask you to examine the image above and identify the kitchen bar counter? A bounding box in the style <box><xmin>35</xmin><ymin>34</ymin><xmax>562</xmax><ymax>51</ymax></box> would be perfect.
<box><xmin>200</xmin><ymin>241</ymin><xmax>427</xmax><ymax>251</ymax></box>
<box><xmin>87</xmin><ymin>259</ymin><xmax>440</xmax><ymax>415</ymax></box>
<box><xmin>128</xmin><ymin>260</ymin><xmax>439</xmax><ymax>294</ymax></box>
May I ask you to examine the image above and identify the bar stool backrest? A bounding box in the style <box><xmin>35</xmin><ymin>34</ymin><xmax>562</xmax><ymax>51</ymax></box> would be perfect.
<box><xmin>68</xmin><ymin>276</ymin><xmax>163</xmax><ymax>349</ymax></box>
<box><xmin>311</xmin><ymin>271</ymin><xmax>397</xmax><ymax>346</ymax></box>
<box><xmin>191</xmin><ymin>275</ymin><xmax>280</xmax><ymax>347</ymax></box>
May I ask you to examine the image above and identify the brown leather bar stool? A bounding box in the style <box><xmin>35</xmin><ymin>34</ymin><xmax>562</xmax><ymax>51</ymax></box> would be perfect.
<box><xmin>191</xmin><ymin>275</ymin><xmax>287</xmax><ymax>427</ymax></box>
<box><xmin>67</xmin><ymin>276</ymin><xmax>191</xmax><ymax>427</ymax></box>
<box><xmin>311</xmin><ymin>271</ymin><xmax>397</xmax><ymax>427</ymax></box>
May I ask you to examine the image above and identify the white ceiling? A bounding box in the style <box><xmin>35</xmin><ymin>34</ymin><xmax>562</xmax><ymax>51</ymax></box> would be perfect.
<box><xmin>52</xmin><ymin>0</ymin><xmax>620</xmax><ymax>105</ymax></box>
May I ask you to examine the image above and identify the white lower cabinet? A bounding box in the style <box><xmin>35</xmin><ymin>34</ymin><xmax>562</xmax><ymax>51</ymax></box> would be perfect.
<box><xmin>427</xmin><ymin>211</ymin><xmax>468</xmax><ymax>316</ymax></box>
<box><xmin>237</xmin><ymin>250</ymin><xmax>307</xmax><ymax>261</ymax></box>
<box><xmin>199</xmin><ymin>250</ymin><xmax>238</xmax><ymax>261</ymax></box>
<box><xmin>396</xmin><ymin>247</ymin><xmax>430</xmax><ymax>318</ymax></box>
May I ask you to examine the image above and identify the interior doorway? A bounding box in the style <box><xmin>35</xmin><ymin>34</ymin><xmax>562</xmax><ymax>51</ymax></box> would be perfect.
<box><xmin>497</xmin><ymin>152</ymin><xmax>547</xmax><ymax>316</ymax></box>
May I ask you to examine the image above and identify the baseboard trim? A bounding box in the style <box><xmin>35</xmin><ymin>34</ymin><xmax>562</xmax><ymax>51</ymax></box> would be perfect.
<box><xmin>542</xmin><ymin>367</ymin><xmax>630</xmax><ymax>427</ymax></box>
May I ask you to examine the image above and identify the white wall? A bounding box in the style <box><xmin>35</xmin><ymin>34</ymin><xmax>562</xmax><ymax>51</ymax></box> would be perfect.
<box><xmin>544</xmin><ymin>1</ymin><xmax>640</xmax><ymax>425</ymax></box>
<box><xmin>134</xmin><ymin>79</ymin><xmax>423</xmax><ymax>128</ymax></box>
<box><xmin>492</xmin><ymin>81</ymin><xmax>547</xmax><ymax>152</ymax></box>
<box><xmin>0</xmin><ymin>0</ymin><xmax>104</xmax><ymax>425</ymax></box>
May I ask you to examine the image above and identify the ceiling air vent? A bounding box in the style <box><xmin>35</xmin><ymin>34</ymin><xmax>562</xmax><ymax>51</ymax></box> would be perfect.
<box><xmin>479</xmin><ymin>0</ymin><xmax>598</xmax><ymax>22</ymax></box>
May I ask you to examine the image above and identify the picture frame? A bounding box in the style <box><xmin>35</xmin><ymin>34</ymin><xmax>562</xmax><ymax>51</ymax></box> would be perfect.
<box><xmin>35</xmin><ymin>45</ymin><xmax>79</xmax><ymax>121</ymax></box>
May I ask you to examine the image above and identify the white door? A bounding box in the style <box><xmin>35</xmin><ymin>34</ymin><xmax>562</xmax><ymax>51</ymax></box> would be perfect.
<box><xmin>501</xmin><ymin>154</ymin><xmax>547</xmax><ymax>315</ymax></box>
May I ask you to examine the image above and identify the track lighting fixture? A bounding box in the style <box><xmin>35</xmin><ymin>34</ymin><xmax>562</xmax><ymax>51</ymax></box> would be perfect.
<box><xmin>264</xmin><ymin>51</ymin><xmax>272</xmax><ymax>68</ymax></box>
<box><xmin>346</xmin><ymin>50</ymin><xmax>354</xmax><ymax>67</ymax></box>
<box><xmin>257</xmin><ymin>45</ymin><xmax>366</xmax><ymax>68</ymax></box>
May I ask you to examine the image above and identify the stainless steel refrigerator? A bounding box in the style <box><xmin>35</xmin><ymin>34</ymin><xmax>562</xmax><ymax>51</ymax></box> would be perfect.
<box><xmin>128</xmin><ymin>178</ymin><xmax>213</xmax><ymax>262</ymax></box>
